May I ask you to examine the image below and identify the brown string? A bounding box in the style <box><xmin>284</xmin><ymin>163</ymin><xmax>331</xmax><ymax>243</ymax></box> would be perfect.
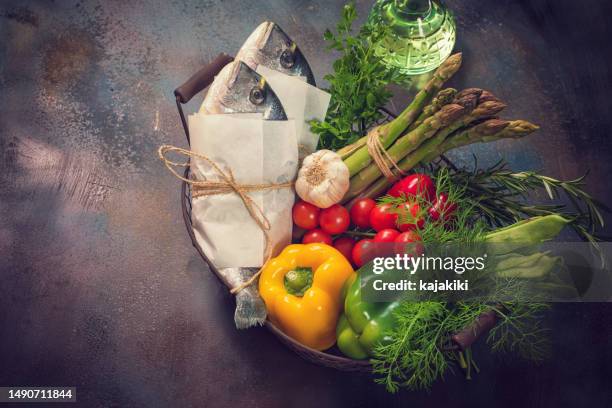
<box><xmin>366</xmin><ymin>128</ymin><xmax>405</xmax><ymax>181</ymax></box>
<box><xmin>158</xmin><ymin>144</ymin><xmax>293</xmax><ymax>294</ymax></box>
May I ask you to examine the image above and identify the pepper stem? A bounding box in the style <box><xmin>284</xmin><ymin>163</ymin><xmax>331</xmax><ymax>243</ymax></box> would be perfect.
<box><xmin>284</xmin><ymin>267</ymin><xmax>313</xmax><ymax>297</ymax></box>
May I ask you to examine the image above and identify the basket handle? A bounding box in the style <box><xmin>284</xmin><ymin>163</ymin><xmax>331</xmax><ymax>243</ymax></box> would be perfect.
<box><xmin>174</xmin><ymin>53</ymin><xmax>234</xmax><ymax>144</ymax></box>
<box><xmin>175</xmin><ymin>53</ymin><xmax>234</xmax><ymax>103</ymax></box>
<box><xmin>451</xmin><ymin>309</ymin><xmax>498</xmax><ymax>351</ymax></box>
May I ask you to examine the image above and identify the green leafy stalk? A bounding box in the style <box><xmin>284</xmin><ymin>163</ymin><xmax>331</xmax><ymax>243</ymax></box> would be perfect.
<box><xmin>311</xmin><ymin>3</ymin><xmax>406</xmax><ymax>150</ymax></box>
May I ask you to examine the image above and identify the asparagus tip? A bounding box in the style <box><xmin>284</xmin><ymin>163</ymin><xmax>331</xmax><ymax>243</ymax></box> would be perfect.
<box><xmin>507</xmin><ymin>120</ymin><xmax>541</xmax><ymax>135</ymax></box>
<box><xmin>437</xmin><ymin>103</ymin><xmax>466</xmax><ymax>126</ymax></box>
<box><xmin>476</xmin><ymin>119</ymin><xmax>511</xmax><ymax>135</ymax></box>
<box><xmin>438</xmin><ymin>53</ymin><xmax>463</xmax><ymax>78</ymax></box>
<box><xmin>473</xmin><ymin>100</ymin><xmax>507</xmax><ymax>117</ymax></box>
<box><xmin>436</xmin><ymin>88</ymin><xmax>459</xmax><ymax>105</ymax></box>
<box><xmin>454</xmin><ymin>91</ymin><xmax>481</xmax><ymax>111</ymax></box>
<box><xmin>455</xmin><ymin>88</ymin><xmax>484</xmax><ymax>99</ymax></box>
<box><xmin>478</xmin><ymin>90</ymin><xmax>502</xmax><ymax>104</ymax></box>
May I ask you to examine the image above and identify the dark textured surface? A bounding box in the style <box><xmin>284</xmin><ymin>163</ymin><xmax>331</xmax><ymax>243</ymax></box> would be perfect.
<box><xmin>1</xmin><ymin>1</ymin><xmax>612</xmax><ymax>407</ymax></box>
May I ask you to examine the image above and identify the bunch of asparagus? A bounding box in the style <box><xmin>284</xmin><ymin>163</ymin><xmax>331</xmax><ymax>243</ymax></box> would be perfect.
<box><xmin>336</xmin><ymin>53</ymin><xmax>540</xmax><ymax>206</ymax></box>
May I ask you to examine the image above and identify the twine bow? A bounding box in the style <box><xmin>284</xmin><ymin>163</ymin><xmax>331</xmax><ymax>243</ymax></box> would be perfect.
<box><xmin>158</xmin><ymin>144</ymin><xmax>293</xmax><ymax>294</ymax></box>
<box><xmin>366</xmin><ymin>128</ymin><xmax>405</xmax><ymax>181</ymax></box>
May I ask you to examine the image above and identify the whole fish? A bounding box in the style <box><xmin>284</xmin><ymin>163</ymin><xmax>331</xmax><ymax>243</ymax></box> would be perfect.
<box><xmin>236</xmin><ymin>21</ymin><xmax>316</xmax><ymax>86</ymax></box>
<box><xmin>200</xmin><ymin>60</ymin><xmax>287</xmax><ymax>120</ymax></box>
<box><xmin>198</xmin><ymin>61</ymin><xmax>288</xmax><ymax>329</ymax></box>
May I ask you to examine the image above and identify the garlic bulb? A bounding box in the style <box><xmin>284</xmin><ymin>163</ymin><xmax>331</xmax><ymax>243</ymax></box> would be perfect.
<box><xmin>295</xmin><ymin>150</ymin><xmax>350</xmax><ymax>209</ymax></box>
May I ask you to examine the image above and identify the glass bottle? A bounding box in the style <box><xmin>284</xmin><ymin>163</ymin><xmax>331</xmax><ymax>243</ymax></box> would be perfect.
<box><xmin>369</xmin><ymin>0</ymin><xmax>456</xmax><ymax>75</ymax></box>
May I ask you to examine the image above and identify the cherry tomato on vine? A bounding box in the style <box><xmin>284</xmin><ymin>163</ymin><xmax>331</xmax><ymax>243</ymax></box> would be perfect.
<box><xmin>388</xmin><ymin>173</ymin><xmax>436</xmax><ymax>203</ymax></box>
<box><xmin>319</xmin><ymin>204</ymin><xmax>350</xmax><ymax>235</ymax></box>
<box><xmin>373</xmin><ymin>228</ymin><xmax>401</xmax><ymax>243</ymax></box>
<box><xmin>333</xmin><ymin>236</ymin><xmax>356</xmax><ymax>263</ymax></box>
<box><xmin>292</xmin><ymin>200</ymin><xmax>320</xmax><ymax>230</ymax></box>
<box><xmin>394</xmin><ymin>231</ymin><xmax>424</xmax><ymax>256</ymax></box>
<box><xmin>349</xmin><ymin>198</ymin><xmax>376</xmax><ymax>229</ymax></box>
<box><xmin>369</xmin><ymin>204</ymin><xmax>398</xmax><ymax>232</ymax></box>
<box><xmin>302</xmin><ymin>229</ymin><xmax>333</xmax><ymax>245</ymax></box>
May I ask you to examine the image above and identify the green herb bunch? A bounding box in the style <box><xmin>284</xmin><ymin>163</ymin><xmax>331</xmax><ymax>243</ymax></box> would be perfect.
<box><xmin>311</xmin><ymin>3</ymin><xmax>406</xmax><ymax>150</ymax></box>
<box><xmin>371</xmin><ymin>168</ymin><xmax>552</xmax><ymax>392</ymax></box>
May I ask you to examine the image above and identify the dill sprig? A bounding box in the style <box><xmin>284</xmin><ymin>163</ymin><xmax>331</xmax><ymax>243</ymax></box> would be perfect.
<box><xmin>372</xmin><ymin>301</ymin><xmax>449</xmax><ymax>392</ymax></box>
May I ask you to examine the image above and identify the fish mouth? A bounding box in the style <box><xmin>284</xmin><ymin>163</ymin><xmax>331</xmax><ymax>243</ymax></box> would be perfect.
<box><xmin>262</xmin><ymin>82</ymin><xmax>287</xmax><ymax>121</ymax></box>
<box><xmin>290</xmin><ymin>47</ymin><xmax>316</xmax><ymax>86</ymax></box>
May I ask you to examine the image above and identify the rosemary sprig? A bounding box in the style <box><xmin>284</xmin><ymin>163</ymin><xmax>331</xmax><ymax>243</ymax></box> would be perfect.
<box><xmin>443</xmin><ymin>159</ymin><xmax>607</xmax><ymax>247</ymax></box>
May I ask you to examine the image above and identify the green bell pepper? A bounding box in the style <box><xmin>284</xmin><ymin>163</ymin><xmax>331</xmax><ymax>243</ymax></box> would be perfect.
<box><xmin>336</xmin><ymin>273</ymin><xmax>400</xmax><ymax>359</ymax></box>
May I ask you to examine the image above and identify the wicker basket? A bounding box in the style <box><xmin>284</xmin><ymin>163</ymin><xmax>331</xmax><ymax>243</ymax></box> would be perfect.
<box><xmin>173</xmin><ymin>54</ymin><xmax>495</xmax><ymax>372</ymax></box>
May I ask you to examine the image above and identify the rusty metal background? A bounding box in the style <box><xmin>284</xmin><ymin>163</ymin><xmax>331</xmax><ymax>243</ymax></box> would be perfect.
<box><xmin>1</xmin><ymin>0</ymin><xmax>611</xmax><ymax>407</ymax></box>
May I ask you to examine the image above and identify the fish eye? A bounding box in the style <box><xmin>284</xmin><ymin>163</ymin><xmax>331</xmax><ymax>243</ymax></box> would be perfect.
<box><xmin>280</xmin><ymin>49</ymin><xmax>295</xmax><ymax>69</ymax></box>
<box><xmin>249</xmin><ymin>87</ymin><xmax>266</xmax><ymax>105</ymax></box>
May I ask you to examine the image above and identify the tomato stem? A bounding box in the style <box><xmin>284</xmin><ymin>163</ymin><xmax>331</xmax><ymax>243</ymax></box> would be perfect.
<box><xmin>344</xmin><ymin>230</ymin><xmax>376</xmax><ymax>237</ymax></box>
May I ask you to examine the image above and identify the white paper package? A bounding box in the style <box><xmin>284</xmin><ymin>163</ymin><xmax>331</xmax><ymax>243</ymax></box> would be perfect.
<box><xmin>189</xmin><ymin>113</ymin><xmax>298</xmax><ymax>269</ymax></box>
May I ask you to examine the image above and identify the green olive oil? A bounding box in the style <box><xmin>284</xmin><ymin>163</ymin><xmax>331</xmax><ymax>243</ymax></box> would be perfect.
<box><xmin>369</xmin><ymin>0</ymin><xmax>456</xmax><ymax>75</ymax></box>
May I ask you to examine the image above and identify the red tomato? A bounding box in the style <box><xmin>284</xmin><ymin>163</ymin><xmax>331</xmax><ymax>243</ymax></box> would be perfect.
<box><xmin>428</xmin><ymin>193</ymin><xmax>458</xmax><ymax>224</ymax></box>
<box><xmin>373</xmin><ymin>228</ymin><xmax>401</xmax><ymax>243</ymax></box>
<box><xmin>319</xmin><ymin>204</ymin><xmax>350</xmax><ymax>235</ymax></box>
<box><xmin>333</xmin><ymin>236</ymin><xmax>356</xmax><ymax>263</ymax></box>
<box><xmin>369</xmin><ymin>204</ymin><xmax>398</xmax><ymax>232</ymax></box>
<box><xmin>388</xmin><ymin>174</ymin><xmax>436</xmax><ymax>203</ymax></box>
<box><xmin>352</xmin><ymin>239</ymin><xmax>377</xmax><ymax>268</ymax></box>
<box><xmin>350</xmin><ymin>198</ymin><xmax>376</xmax><ymax>229</ymax></box>
<box><xmin>302</xmin><ymin>229</ymin><xmax>333</xmax><ymax>245</ymax></box>
<box><xmin>373</xmin><ymin>229</ymin><xmax>400</xmax><ymax>258</ymax></box>
<box><xmin>292</xmin><ymin>201</ymin><xmax>320</xmax><ymax>230</ymax></box>
<box><xmin>397</xmin><ymin>202</ymin><xmax>425</xmax><ymax>231</ymax></box>
<box><xmin>394</xmin><ymin>231</ymin><xmax>424</xmax><ymax>256</ymax></box>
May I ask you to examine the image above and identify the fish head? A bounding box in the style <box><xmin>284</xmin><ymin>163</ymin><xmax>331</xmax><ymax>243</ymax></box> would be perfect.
<box><xmin>201</xmin><ymin>60</ymin><xmax>287</xmax><ymax>120</ymax></box>
<box><xmin>237</xmin><ymin>22</ymin><xmax>316</xmax><ymax>86</ymax></box>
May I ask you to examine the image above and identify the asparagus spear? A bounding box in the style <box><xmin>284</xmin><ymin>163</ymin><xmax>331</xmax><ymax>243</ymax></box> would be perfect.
<box><xmin>347</xmin><ymin>119</ymin><xmax>538</xmax><ymax>205</ymax></box>
<box><xmin>343</xmin><ymin>104</ymin><xmax>466</xmax><ymax>202</ymax></box>
<box><xmin>337</xmin><ymin>136</ymin><xmax>367</xmax><ymax>160</ymax></box>
<box><xmin>406</xmin><ymin>88</ymin><xmax>458</xmax><ymax>132</ymax></box>
<box><xmin>422</xmin><ymin>119</ymin><xmax>540</xmax><ymax>161</ymax></box>
<box><xmin>343</xmin><ymin>53</ymin><xmax>463</xmax><ymax>177</ymax></box>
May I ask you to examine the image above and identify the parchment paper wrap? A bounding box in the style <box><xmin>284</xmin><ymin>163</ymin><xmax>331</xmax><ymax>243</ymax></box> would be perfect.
<box><xmin>189</xmin><ymin>113</ymin><xmax>298</xmax><ymax>268</ymax></box>
<box><xmin>256</xmin><ymin>65</ymin><xmax>331</xmax><ymax>156</ymax></box>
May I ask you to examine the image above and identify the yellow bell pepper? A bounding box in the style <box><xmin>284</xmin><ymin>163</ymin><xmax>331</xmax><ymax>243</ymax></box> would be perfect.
<box><xmin>259</xmin><ymin>243</ymin><xmax>355</xmax><ymax>350</ymax></box>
